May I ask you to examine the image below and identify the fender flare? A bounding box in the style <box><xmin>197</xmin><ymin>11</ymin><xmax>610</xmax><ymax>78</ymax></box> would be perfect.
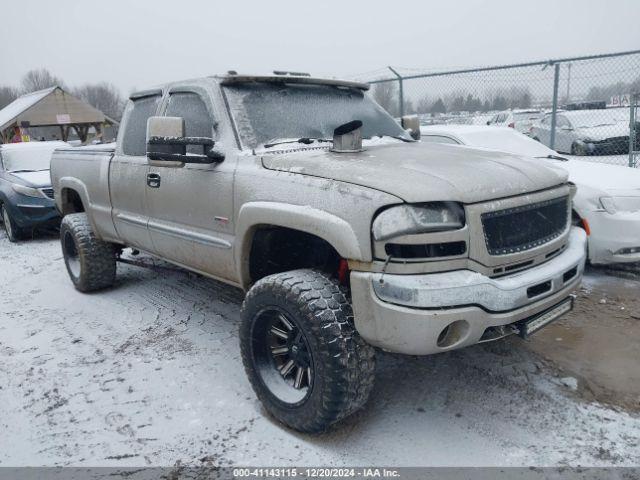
<box><xmin>235</xmin><ymin>201</ymin><xmax>364</xmax><ymax>289</ymax></box>
<box><xmin>57</xmin><ymin>178</ymin><xmax>99</xmax><ymax>231</ymax></box>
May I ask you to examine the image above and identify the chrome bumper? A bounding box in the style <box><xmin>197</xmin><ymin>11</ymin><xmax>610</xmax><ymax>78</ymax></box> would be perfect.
<box><xmin>373</xmin><ymin>228</ymin><xmax>586</xmax><ymax>311</ymax></box>
<box><xmin>350</xmin><ymin>227</ymin><xmax>587</xmax><ymax>355</ymax></box>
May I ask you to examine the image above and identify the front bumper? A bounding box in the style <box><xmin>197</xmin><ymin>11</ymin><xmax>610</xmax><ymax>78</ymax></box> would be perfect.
<box><xmin>586</xmin><ymin>210</ymin><xmax>640</xmax><ymax>264</ymax></box>
<box><xmin>350</xmin><ymin>227</ymin><xmax>587</xmax><ymax>355</ymax></box>
<box><xmin>578</xmin><ymin>137</ymin><xmax>630</xmax><ymax>155</ymax></box>
<box><xmin>5</xmin><ymin>193</ymin><xmax>60</xmax><ymax>229</ymax></box>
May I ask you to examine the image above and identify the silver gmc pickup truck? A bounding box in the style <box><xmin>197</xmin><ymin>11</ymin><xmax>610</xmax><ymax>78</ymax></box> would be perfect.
<box><xmin>50</xmin><ymin>72</ymin><xmax>587</xmax><ymax>432</ymax></box>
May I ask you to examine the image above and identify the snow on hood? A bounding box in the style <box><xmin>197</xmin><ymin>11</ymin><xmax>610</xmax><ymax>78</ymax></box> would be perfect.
<box><xmin>554</xmin><ymin>159</ymin><xmax>640</xmax><ymax>196</ymax></box>
<box><xmin>9</xmin><ymin>170</ymin><xmax>52</xmax><ymax>188</ymax></box>
<box><xmin>261</xmin><ymin>141</ymin><xmax>567</xmax><ymax>204</ymax></box>
<box><xmin>574</xmin><ymin>123</ymin><xmax>629</xmax><ymax>141</ymax></box>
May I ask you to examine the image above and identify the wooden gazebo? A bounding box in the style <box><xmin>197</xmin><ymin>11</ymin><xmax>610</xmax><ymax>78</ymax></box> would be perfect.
<box><xmin>0</xmin><ymin>86</ymin><xmax>118</xmax><ymax>144</ymax></box>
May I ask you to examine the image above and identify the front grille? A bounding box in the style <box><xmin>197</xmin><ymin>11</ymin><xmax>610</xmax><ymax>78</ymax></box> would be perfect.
<box><xmin>481</xmin><ymin>196</ymin><xmax>568</xmax><ymax>255</ymax></box>
<box><xmin>592</xmin><ymin>136</ymin><xmax>630</xmax><ymax>155</ymax></box>
<box><xmin>41</xmin><ymin>188</ymin><xmax>55</xmax><ymax>199</ymax></box>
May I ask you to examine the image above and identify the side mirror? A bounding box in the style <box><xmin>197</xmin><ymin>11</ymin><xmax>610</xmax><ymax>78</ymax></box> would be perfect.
<box><xmin>146</xmin><ymin>116</ymin><xmax>224</xmax><ymax>165</ymax></box>
<box><xmin>401</xmin><ymin>115</ymin><xmax>421</xmax><ymax>140</ymax></box>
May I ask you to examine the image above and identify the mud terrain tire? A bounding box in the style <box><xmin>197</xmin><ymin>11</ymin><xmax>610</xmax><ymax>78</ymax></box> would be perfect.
<box><xmin>60</xmin><ymin>213</ymin><xmax>116</xmax><ymax>292</ymax></box>
<box><xmin>240</xmin><ymin>269</ymin><xmax>375</xmax><ymax>433</ymax></box>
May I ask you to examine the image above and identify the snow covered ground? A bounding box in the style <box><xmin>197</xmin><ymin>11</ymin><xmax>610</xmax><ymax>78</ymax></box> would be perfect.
<box><xmin>0</xmin><ymin>233</ymin><xmax>639</xmax><ymax>468</ymax></box>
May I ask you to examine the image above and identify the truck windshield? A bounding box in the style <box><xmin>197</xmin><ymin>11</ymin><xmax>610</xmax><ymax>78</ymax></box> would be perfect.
<box><xmin>223</xmin><ymin>82</ymin><xmax>410</xmax><ymax>149</ymax></box>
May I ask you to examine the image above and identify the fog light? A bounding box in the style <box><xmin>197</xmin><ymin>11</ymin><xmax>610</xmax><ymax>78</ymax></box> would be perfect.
<box><xmin>436</xmin><ymin>320</ymin><xmax>470</xmax><ymax>348</ymax></box>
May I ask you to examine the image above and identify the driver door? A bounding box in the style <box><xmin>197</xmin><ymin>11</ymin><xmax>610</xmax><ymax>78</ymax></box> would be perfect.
<box><xmin>145</xmin><ymin>89</ymin><xmax>237</xmax><ymax>282</ymax></box>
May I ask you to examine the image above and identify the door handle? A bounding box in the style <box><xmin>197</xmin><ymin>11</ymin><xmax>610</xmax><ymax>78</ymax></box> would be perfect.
<box><xmin>147</xmin><ymin>173</ymin><xmax>161</xmax><ymax>188</ymax></box>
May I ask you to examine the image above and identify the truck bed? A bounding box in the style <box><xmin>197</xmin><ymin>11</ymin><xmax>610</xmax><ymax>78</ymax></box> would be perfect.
<box><xmin>50</xmin><ymin>144</ymin><xmax>117</xmax><ymax>241</ymax></box>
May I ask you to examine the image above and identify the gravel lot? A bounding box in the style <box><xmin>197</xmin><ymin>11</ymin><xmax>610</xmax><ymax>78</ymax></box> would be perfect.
<box><xmin>1</xmin><ymin>232</ymin><xmax>639</xmax><ymax>467</ymax></box>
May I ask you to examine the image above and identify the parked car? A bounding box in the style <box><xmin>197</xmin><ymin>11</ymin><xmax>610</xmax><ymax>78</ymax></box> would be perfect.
<box><xmin>487</xmin><ymin>109</ymin><xmax>543</xmax><ymax>134</ymax></box>
<box><xmin>531</xmin><ymin>109</ymin><xmax>633</xmax><ymax>155</ymax></box>
<box><xmin>50</xmin><ymin>73</ymin><xmax>585</xmax><ymax>433</ymax></box>
<box><xmin>421</xmin><ymin>124</ymin><xmax>640</xmax><ymax>264</ymax></box>
<box><xmin>0</xmin><ymin>141</ymin><xmax>67</xmax><ymax>241</ymax></box>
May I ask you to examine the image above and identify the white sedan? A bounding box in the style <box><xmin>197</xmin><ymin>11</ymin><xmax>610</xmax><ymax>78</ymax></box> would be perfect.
<box><xmin>531</xmin><ymin>109</ymin><xmax>630</xmax><ymax>155</ymax></box>
<box><xmin>420</xmin><ymin>124</ymin><xmax>640</xmax><ymax>265</ymax></box>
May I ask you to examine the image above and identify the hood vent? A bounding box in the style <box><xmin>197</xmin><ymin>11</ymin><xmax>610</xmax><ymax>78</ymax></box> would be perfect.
<box><xmin>331</xmin><ymin>120</ymin><xmax>363</xmax><ymax>153</ymax></box>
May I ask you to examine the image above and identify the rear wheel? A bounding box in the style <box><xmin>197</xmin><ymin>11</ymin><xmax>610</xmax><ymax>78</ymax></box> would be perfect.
<box><xmin>1</xmin><ymin>205</ymin><xmax>24</xmax><ymax>242</ymax></box>
<box><xmin>240</xmin><ymin>269</ymin><xmax>376</xmax><ymax>433</ymax></box>
<box><xmin>60</xmin><ymin>213</ymin><xmax>116</xmax><ymax>292</ymax></box>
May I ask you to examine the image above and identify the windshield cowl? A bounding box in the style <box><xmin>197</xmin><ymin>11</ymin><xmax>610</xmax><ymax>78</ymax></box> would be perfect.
<box><xmin>254</xmin><ymin>136</ymin><xmax>407</xmax><ymax>154</ymax></box>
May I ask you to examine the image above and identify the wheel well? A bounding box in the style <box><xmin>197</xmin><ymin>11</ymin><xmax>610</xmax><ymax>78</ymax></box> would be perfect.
<box><xmin>248</xmin><ymin>226</ymin><xmax>342</xmax><ymax>284</ymax></box>
<box><xmin>61</xmin><ymin>188</ymin><xmax>85</xmax><ymax>214</ymax></box>
<box><xmin>571</xmin><ymin>209</ymin><xmax>582</xmax><ymax>226</ymax></box>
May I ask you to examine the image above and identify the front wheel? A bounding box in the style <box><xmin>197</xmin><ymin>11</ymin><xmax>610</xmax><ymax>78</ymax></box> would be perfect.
<box><xmin>1</xmin><ymin>205</ymin><xmax>24</xmax><ymax>242</ymax></box>
<box><xmin>571</xmin><ymin>142</ymin><xmax>587</xmax><ymax>156</ymax></box>
<box><xmin>240</xmin><ymin>269</ymin><xmax>375</xmax><ymax>433</ymax></box>
<box><xmin>60</xmin><ymin>213</ymin><xmax>116</xmax><ymax>292</ymax></box>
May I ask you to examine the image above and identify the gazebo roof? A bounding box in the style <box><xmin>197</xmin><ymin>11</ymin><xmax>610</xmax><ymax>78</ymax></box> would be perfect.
<box><xmin>0</xmin><ymin>86</ymin><xmax>117</xmax><ymax>132</ymax></box>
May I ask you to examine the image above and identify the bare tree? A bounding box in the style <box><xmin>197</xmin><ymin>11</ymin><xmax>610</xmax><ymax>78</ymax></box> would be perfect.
<box><xmin>372</xmin><ymin>82</ymin><xmax>399</xmax><ymax>116</ymax></box>
<box><xmin>74</xmin><ymin>82</ymin><xmax>125</xmax><ymax>121</ymax></box>
<box><xmin>0</xmin><ymin>86</ymin><xmax>19</xmax><ymax>109</ymax></box>
<box><xmin>21</xmin><ymin>68</ymin><xmax>66</xmax><ymax>93</ymax></box>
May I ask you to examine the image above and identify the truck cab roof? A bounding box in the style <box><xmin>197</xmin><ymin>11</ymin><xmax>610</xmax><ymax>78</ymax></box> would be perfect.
<box><xmin>129</xmin><ymin>73</ymin><xmax>369</xmax><ymax>100</ymax></box>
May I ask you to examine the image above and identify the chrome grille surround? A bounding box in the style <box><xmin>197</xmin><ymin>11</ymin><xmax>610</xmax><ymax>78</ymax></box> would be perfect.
<box><xmin>466</xmin><ymin>185</ymin><xmax>572</xmax><ymax>270</ymax></box>
<box><xmin>481</xmin><ymin>195</ymin><xmax>569</xmax><ymax>256</ymax></box>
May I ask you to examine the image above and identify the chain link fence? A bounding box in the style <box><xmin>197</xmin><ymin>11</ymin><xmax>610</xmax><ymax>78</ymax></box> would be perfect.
<box><xmin>361</xmin><ymin>50</ymin><xmax>640</xmax><ymax>168</ymax></box>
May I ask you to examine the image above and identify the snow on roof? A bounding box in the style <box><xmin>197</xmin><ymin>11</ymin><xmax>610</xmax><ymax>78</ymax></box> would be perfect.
<box><xmin>0</xmin><ymin>86</ymin><xmax>58</xmax><ymax>132</ymax></box>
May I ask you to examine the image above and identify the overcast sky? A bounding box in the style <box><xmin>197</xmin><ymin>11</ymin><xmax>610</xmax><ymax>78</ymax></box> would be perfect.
<box><xmin>1</xmin><ymin>0</ymin><xmax>638</xmax><ymax>94</ymax></box>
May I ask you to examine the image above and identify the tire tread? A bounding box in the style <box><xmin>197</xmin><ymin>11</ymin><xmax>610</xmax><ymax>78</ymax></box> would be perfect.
<box><xmin>60</xmin><ymin>213</ymin><xmax>116</xmax><ymax>292</ymax></box>
<box><xmin>240</xmin><ymin>269</ymin><xmax>375</xmax><ymax>433</ymax></box>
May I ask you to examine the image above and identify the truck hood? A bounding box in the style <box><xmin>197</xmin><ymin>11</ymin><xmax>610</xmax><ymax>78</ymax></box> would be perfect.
<box><xmin>261</xmin><ymin>142</ymin><xmax>567</xmax><ymax>203</ymax></box>
<box><xmin>9</xmin><ymin>170</ymin><xmax>52</xmax><ymax>188</ymax></box>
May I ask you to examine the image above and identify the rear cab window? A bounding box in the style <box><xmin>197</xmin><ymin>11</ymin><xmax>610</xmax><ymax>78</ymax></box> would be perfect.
<box><xmin>122</xmin><ymin>94</ymin><xmax>162</xmax><ymax>156</ymax></box>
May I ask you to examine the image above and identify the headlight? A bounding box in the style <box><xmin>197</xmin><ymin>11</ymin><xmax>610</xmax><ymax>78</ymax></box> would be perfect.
<box><xmin>600</xmin><ymin>196</ymin><xmax>640</xmax><ymax>214</ymax></box>
<box><xmin>11</xmin><ymin>184</ymin><xmax>46</xmax><ymax>198</ymax></box>
<box><xmin>372</xmin><ymin>202</ymin><xmax>465</xmax><ymax>241</ymax></box>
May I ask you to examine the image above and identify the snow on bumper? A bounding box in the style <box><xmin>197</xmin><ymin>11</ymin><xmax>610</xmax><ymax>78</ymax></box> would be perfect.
<box><xmin>587</xmin><ymin>210</ymin><xmax>640</xmax><ymax>264</ymax></box>
<box><xmin>350</xmin><ymin>227</ymin><xmax>587</xmax><ymax>355</ymax></box>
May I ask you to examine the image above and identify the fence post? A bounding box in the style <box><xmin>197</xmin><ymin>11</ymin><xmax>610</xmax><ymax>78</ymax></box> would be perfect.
<box><xmin>549</xmin><ymin>63</ymin><xmax>560</xmax><ymax>151</ymax></box>
<box><xmin>388</xmin><ymin>66</ymin><xmax>404</xmax><ymax>117</ymax></box>
<box><xmin>631</xmin><ymin>93</ymin><xmax>638</xmax><ymax>168</ymax></box>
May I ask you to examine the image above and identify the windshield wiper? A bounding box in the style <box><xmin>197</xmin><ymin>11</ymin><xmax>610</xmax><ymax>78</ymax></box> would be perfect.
<box><xmin>538</xmin><ymin>154</ymin><xmax>568</xmax><ymax>161</ymax></box>
<box><xmin>8</xmin><ymin>169</ymin><xmax>38</xmax><ymax>173</ymax></box>
<box><xmin>263</xmin><ymin>137</ymin><xmax>332</xmax><ymax>149</ymax></box>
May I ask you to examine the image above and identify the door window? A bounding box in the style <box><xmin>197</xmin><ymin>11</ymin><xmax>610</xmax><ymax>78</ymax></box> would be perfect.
<box><xmin>122</xmin><ymin>95</ymin><xmax>161</xmax><ymax>156</ymax></box>
<box><xmin>165</xmin><ymin>93</ymin><xmax>215</xmax><ymax>154</ymax></box>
